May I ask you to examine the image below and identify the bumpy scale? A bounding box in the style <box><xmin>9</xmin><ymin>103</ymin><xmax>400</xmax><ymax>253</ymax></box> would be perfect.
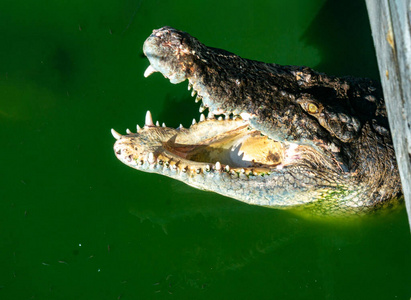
<box><xmin>112</xmin><ymin>26</ymin><xmax>402</xmax><ymax>215</ymax></box>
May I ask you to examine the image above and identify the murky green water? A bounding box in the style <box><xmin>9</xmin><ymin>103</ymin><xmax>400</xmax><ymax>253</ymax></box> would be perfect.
<box><xmin>1</xmin><ymin>0</ymin><xmax>410</xmax><ymax>299</ymax></box>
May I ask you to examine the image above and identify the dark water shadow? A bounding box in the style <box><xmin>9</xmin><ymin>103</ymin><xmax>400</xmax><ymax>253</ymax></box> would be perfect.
<box><xmin>302</xmin><ymin>0</ymin><xmax>380</xmax><ymax>80</ymax></box>
<box><xmin>157</xmin><ymin>93</ymin><xmax>200</xmax><ymax>128</ymax></box>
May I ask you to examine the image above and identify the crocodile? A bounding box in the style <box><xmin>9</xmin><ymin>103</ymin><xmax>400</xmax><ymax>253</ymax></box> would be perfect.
<box><xmin>111</xmin><ymin>26</ymin><xmax>402</xmax><ymax>214</ymax></box>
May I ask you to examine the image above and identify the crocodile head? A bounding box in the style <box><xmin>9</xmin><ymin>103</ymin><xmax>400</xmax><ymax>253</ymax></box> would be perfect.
<box><xmin>112</xmin><ymin>27</ymin><xmax>401</xmax><ymax>214</ymax></box>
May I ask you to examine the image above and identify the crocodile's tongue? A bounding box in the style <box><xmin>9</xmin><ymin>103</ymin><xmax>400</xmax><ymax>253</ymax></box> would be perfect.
<box><xmin>167</xmin><ymin>122</ymin><xmax>283</xmax><ymax>168</ymax></box>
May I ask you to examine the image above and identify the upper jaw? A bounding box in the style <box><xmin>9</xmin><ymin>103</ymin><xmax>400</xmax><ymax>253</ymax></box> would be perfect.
<box><xmin>143</xmin><ymin>27</ymin><xmax>191</xmax><ymax>84</ymax></box>
<box><xmin>142</xmin><ymin>27</ymin><xmax>252</xmax><ymax>118</ymax></box>
<box><xmin>141</xmin><ymin>27</ymin><xmax>339</xmax><ymax>161</ymax></box>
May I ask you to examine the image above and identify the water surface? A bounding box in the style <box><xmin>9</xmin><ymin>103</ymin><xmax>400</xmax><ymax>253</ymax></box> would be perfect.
<box><xmin>1</xmin><ymin>0</ymin><xmax>410</xmax><ymax>299</ymax></box>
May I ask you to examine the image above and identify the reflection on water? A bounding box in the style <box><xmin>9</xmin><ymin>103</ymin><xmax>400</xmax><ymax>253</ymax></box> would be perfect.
<box><xmin>127</xmin><ymin>192</ymin><xmax>410</xmax><ymax>296</ymax></box>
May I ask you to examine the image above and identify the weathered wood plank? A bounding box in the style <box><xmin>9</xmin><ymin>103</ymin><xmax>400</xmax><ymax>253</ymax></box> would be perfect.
<box><xmin>366</xmin><ymin>0</ymin><xmax>411</xmax><ymax>228</ymax></box>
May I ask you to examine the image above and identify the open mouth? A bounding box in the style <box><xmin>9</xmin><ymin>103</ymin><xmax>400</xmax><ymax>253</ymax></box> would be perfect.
<box><xmin>111</xmin><ymin>73</ymin><xmax>301</xmax><ymax>177</ymax></box>
<box><xmin>111</xmin><ymin>26</ymin><xmax>302</xmax><ymax>177</ymax></box>
<box><xmin>111</xmin><ymin>106</ymin><xmax>296</xmax><ymax>178</ymax></box>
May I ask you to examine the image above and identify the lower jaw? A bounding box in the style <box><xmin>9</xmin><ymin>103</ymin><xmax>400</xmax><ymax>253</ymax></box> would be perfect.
<box><xmin>116</xmin><ymin>119</ymin><xmax>286</xmax><ymax>177</ymax></box>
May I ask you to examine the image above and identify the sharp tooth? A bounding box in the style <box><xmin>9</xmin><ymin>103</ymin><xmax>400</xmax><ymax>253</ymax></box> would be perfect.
<box><xmin>240</xmin><ymin>112</ymin><xmax>251</xmax><ymax>120</ymax></box>
<box><xmin>191</xmin><ymin>89</ymin><xmax>196</xmax><ymax>97</ymax></box>
<box><xmin>199</xmin><ymin>105</ymin><xmax>206</xmax><ymax>113</ymax></box>
<box><xmin>162</xmin><ymin>122</ymin><xmax>166</xmax><ymax>127</ymax></box>
<box><xmin>144</xmin><ymin>65</ymin><xmax>156</xmax><ymax>78</ymax></box>
<box><xmin>156</xmin><ymin>121</ymin><xmax>160</xmax><ymax>127</ymax></box>
<box><xmin>111</xmin><ymin>129</ymin><xmax>122</xmax><ymax>140</ymax></box>
<box><xmin>207</xmin><ymin>112</ymin><xmax>214</xmax><ymax>119</ymax></box>
<box><xmin>178</xmin><ymin>124</ymin><xmax>184</xmax><ymax>129</ymax></box>
<box><xmin>224</xmin><ymin>113</ymin><xmax>230</xmax><ymax>120</ymax></box>
<box><xmin>136</xmin><ymin>124</ymin><xmax>141</xmax><ymax>132</ymax></box>
<box><xmin>195</xmin><ymin>96</ymin><xmax>201</xmax><ymax>103</ymax></box>
<box><xmin>145</xmin><ymin>111</ymin><xmax>154</xmax><ymax>127</ymax></box>
<box><xmin>200</xmin><ymin>114</ymin><xmax>205</xmax><ymax>122</ymax></box>
<box><xmin>218</xmin><ymin>116</ymin><xmax>223</xmax><ymax>121</ymax></box>
<box><xmin>148</xmin><ymin>152</ymin><xmax>155</xmax><ymax>164</ymax></box>
<box><xmin>192</xmin><ymin>118</ymin><xmax>197</xmax><ymax>125</ymax></box>
<box><xmin>225</xmin><ymin>165</ymin><xmax>230</xmax><ymax>172</ymax></box>
<box><xmin>215</xmin><ymin>161</ymin><xmax>221</xmax><ymax>171</ymax></box>
<box><xmin>188</xmin><ymin>83</ymin><xmax>192</xmax><ymax>90</ymax></box>
<box><xmin>126</xmin><ymin>128</ymin><xmax>132</xmax><ymax>134</ymax></box>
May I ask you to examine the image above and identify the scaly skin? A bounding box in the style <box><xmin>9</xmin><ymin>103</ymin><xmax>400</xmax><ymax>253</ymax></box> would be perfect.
<box><xmin>112</xmin><ymin>26</ymin><xmax>402</xmax><ymax>214</ymax></box>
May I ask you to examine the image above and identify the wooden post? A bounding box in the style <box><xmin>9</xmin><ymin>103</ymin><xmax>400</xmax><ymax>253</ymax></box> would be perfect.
<box><xmin>365</xmin><ymin>0</ymin><xmax>411</xmax><ymax>228</ymax></box>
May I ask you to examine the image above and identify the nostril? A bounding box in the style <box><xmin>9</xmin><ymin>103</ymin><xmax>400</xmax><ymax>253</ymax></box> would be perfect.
<box><xmin>115</xmin><ymin>149</ymin><xmax>121</xmax><ymax>155</ymax></box>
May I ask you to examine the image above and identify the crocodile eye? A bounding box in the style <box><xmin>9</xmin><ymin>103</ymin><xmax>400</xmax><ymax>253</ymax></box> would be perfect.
<box><xmin>307</xmin><ymin>103</ymin><xmax>319</xmax><ymax>114</ymax></box>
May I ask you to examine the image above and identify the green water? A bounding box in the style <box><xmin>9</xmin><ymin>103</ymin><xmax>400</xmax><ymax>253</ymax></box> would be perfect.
<box><xmin>1</xmin><ymin>0</ymin><xmax>410</xmax><ymax>299</ymax></box>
